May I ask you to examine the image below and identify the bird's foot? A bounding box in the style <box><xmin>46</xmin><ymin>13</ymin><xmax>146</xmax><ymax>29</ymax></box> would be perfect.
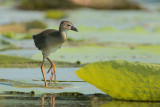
<box><xmin>45</xmin><ymin>83</ymin><xmax>48</xmax><ymax>87</ymax></box>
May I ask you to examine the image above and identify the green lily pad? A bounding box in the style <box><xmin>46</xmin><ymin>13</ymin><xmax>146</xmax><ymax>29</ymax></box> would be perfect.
<box><xmin>45</xmin><ymin>10</ymin><xmax>66</xmax><ymax>19</ymax></box>
<box><xmin>124</xmin><ymin>26</ymin><xmax>148</xmax><ymax>33</ymax></box>
<box><xmin>154</xmin><ymin>27</ymin><xmax>160</xmax><ymax>33</ymax></box>
<box><xmin>0</xmin><ymin>54</ymin><xmax>40</xmax><ymax>68</ymax></box>
<box><xmin>1</xmin><ymin>32</ymin><xmax>33</xmax><ymax>40</ymax></box>
<box><xmin>32</xmin><ymin>45</ymin><xmax>160</xmax><ymax>64</ymax></box>
<box><xmin>76</xmin><ymin>60</ymin><xmax>160</xmax><ymax>101</ymax></box>
<box><xmin>99</xmin><ymin>26</ymin><xmax>118</xmax><ymax>32</ymax></box>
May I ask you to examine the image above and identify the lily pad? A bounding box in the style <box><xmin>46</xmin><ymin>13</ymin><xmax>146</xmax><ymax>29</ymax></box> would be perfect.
<box><xmin>32</xmin><ymin>45</ymin><xmax>160</xmax><ymax>64</ymax></box>
<box><xmin>75</xmin><ymin>60</ymin><xmax>160</xmax><ymax>101</ymax></box>
<box><xmin>45</xmin><ymin>10</ymin><xmax>66</xmax><ymax>19</ymax></box>
<box><xmin>1</xmin><ymin>32</ymin><xmax>34</xmax><ymax>40</ymax></box>
<box><xmin>0</xmin><ymin>79</ymin><xmax>68</xmax><ymax>89</ymax></box>
<box><xmin>124</xmin><ymin>26</ymin><xmax>148</xmax><ymax>33</ymax></box>
<box><xmin>0</xmin><ymin>54</ymin><xmax>40</xmax><ymax>68</ymax></box>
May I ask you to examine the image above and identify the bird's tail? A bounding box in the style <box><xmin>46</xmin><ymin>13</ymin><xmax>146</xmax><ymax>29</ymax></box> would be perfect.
<box><xmin>32</xmin><ymin>35</ymin><xmax>36</xmax><ymax>40</ymax></box>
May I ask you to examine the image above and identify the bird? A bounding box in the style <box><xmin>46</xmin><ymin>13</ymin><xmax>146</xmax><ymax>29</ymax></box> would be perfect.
<box><xmin>33</xmin><ymin>21</ymin><xmax>78</xmax><ymax>87</ymax></box>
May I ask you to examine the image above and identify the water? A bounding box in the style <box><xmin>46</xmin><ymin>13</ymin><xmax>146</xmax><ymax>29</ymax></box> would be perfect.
<box><xmin>0</xmin><ymin>95</ymin><xmax>160</xmax><ymax>107</ymax></box>
<box><xmin>0</xmin><ymin>68</ymin><xmax>104</xmax><ymax>94</ymax></box>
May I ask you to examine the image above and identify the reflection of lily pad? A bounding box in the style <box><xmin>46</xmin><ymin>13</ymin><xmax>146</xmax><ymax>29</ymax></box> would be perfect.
<box><xmin>76</xmin><ymin>60</ymin><xmax>160</xmax><ymax>101</ymax></box>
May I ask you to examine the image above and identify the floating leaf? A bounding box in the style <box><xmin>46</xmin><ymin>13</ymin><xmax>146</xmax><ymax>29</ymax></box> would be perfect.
<box><xmin>75</xmin><ymin>60</ymin><xmax>160</xmax><ymax>101</ymax></box>
<box><xmin>45</xmin><ymin>10</ymin><xmax>66</xmax><ymax>19</ymax></box>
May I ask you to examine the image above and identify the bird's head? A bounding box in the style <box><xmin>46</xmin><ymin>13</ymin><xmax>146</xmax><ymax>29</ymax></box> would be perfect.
<box><xmin>59</xmin><ymin>21</ymin><xmax>78</xmax><ymax>32</ymax></box>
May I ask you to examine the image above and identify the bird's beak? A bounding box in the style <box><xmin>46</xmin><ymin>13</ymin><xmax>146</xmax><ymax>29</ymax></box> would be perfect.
<box><xmin>71</xmin><ymin>26</ymin><xmax>78</xmax><ymax>32</ymax></box>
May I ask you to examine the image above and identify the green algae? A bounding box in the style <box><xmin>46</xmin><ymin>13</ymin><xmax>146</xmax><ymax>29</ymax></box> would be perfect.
<box><xmin>76</xmin><ymin>60</ymin><xmax>160</xmax><ymax>101</ymax></box>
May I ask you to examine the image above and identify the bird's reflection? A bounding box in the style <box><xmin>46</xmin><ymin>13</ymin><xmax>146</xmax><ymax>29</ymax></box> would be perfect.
<box><xmin>41</xmin><ymin>95</ymin><xmax>56</xmax><ymax>107</ymax></box>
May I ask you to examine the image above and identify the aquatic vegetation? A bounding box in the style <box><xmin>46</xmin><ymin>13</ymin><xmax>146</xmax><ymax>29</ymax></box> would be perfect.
<box><xmin>2</xmin><ymin>32</ymin><xmax>17</xmax><ymax>39</ymax></box>
<box><xmin>76</xmin><ymin>60</ymin><xmax>160</xmax><ymax>101</ymax></box>
<box><xmin>32</xmin><ymin>45</ymin><xmax>160</xmax><ymax>64</ymax></box>
<box><xmin>124</xmin><ymin>26</ymin><xmax>148</xmax><ymax>33</ymax></box>
<box><xmin>99</xmin><ymin>26</ymin><xmax>118</xmax><ymax>32</ymax></box>
<box><xmin>154</xmin><ymin>27</ymin><xmax>160</xmax><ymax>33</ymax></box>
<box><xmin>2</xmin><ymin>32</ymin><xmax>33</xmax><ymax>40</ymax></box>
<box><xmin>23</xmin><ymin>34</ymin><xmax>33</xmax><ymax>39</ymax></box>
<box><xmin>25</xmin><ymin>20</ymin><xmax>47</xmax><ymax>30</ymax></box>
<box><xmin>0</xmin><ymin>54</ymin><xmax>39</xmax><ymax>68</ymax></box>
<box><xmin>0</xmin><ymin>39</ymin><xmax>10</xmax><ymax>45</ymax></box>
<box><xmin>0</xmin><ymin>39</ymin><xmax>17</xmax><ymax>51</ymax></box>
<box><xmin>67</xmin><ymin>37</ymin><xmax>84</xmax><ymax>42</ymax></box>
<box><xmin>45</xmin><ymin>10</ymin><xmax>66</xmax><ymax>19</ymax></box>
<box><xmin>77</xmin><ymin>26</ymin><xmax>98</xmax><ymax>32</ymax></box>
<box><xmin>19</xmin><ymin>0</ymin><xmax>78</xmax><ymax>10</ymax></box>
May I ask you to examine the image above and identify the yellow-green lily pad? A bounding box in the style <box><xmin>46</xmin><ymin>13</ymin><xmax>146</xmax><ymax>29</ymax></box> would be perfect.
<box><xmin>76</xmin><ymin>60</ymin><xmax>160</xmax><ymax>101</ymax></box>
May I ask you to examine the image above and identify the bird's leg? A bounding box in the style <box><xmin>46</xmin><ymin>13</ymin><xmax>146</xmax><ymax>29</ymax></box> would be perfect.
<box><xmin>46</xmin><ymin>58</ymin><xmax>54</xmax><ymax>86</ymax></box>
<box><xmin>41</xmin><ymin>60</ymin><xmax>48</xmax><ymax>87</ymax></box>
<box><xmin>48</xmin><ymin>68</ymin><xmax>54</xmax><ymax>86</ymax></box>
<box><xmin>47</xmin><ymin>58</ymin><xmax>56</xmax><ymax>86</ymax></box>
<box><xmin>46</xmin><ymin>64</ymin><xmax>52</xmax><ymax>74</ymax></box>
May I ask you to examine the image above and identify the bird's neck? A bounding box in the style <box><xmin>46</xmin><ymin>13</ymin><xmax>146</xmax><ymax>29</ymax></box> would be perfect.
<box><xmin>59</xmin><ymin>30</ymin><xmax>67</xmax><ymax>42</ymax></box>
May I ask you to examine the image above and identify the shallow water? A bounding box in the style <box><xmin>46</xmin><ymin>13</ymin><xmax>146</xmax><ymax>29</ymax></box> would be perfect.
<box><xmin>1</xmin><ymin>68</ymin><xmax>160</xmax><ymax>107</ymax></box>
<box><xmin>1</xmin><ymin>94</ymin><xmax>160</xmax><ymax>107</ymax></box>
<box><xmin>0</xmin><ymin>68</ymin><xmax>104</xmax><ymax>94</ymax></box>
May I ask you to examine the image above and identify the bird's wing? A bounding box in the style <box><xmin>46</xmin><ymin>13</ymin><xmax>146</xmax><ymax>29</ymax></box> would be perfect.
<box><xmin>33</xmin><ymin>29</ymin><xmax>59</xmax><ymax>50</ymax></box>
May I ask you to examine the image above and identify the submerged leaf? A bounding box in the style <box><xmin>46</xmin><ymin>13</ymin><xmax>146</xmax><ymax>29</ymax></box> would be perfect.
<box><xmin>75</xmin><ymin>60</ymin><xmax>160</xmax><ymax>101</ymax></box>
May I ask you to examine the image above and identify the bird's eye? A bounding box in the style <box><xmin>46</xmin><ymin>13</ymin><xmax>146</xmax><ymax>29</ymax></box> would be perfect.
<box><xmin>67</xmin><ymin>24</ymin><xmax>71</xmax><ymax>26</ymax></box>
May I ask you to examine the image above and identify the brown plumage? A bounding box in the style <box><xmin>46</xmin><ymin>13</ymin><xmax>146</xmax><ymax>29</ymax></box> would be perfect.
<box><xmin>33</xmin><ymin>21</ymin><xmax>78</xmax><ymax>87</ymax></box>
<box><xmin>33</xmin><ymin>29</ymin><xmax>59</xmax><ymax>50</ymax></box>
